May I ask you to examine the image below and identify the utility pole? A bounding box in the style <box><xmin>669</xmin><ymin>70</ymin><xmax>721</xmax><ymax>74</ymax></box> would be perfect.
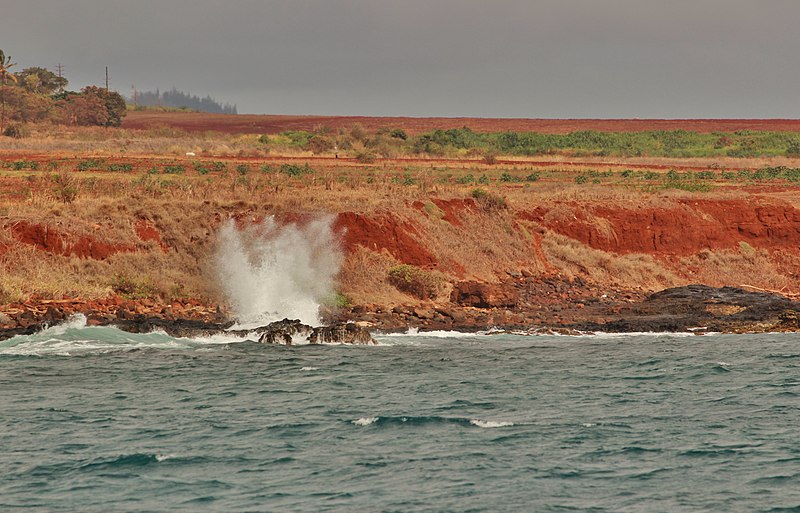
<box><xmin>105</xmin><ymin>66</ymin><xmax>109</xmax><ymax>92</ymax></box>
<box><xmin>56</xmin><ymin>63</ymin><xmax>65</xmax><ymax>93</ymax></box>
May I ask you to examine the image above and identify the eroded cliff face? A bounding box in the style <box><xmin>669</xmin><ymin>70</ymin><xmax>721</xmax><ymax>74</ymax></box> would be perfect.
<box><xmin>3</xmin><ymin>193</ymin><xmax>800</xmax><ymax>332</ymax></box>
<box><xmin>520</xmin><ymin>198</ymin><xmax>800</xmax><ymax>256</ymax></box>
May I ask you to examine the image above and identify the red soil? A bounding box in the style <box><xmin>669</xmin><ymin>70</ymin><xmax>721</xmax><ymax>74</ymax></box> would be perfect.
<box><xmin>335</xmin><ymin>212</ymin><xmax>437</xmax><ymax>267</ymax></box>
<box><xmin>123</xmin><ymin>111</ymin><xmax>800</xmax><ymax>135</ymax></box>
<box><xmin>521</xmin><ymin>199</ymin><xmax>800</xmax><ymax>256</ymax></box>
<box><xmin>430</xmin><ymin>198</ymin><xmax>477</xmax><ymax>227</ymax></box>
<box><xmin>134</xmin><ymin>220</ymin><xmax>168</xmax><ymax>253</ymax></box>
<box><xmin>8</xmin><ymin>221</ymin><xmax>135</xmax><ymax>259</ymax></box>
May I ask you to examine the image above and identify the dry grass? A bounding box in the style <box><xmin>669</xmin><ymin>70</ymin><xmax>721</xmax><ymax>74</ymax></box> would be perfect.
<box><xmin>541</xmin><ymin>233</ymin><xmax>682</xmax><ymax>291</ymax></box>
<box><xmin>680</xmin><ymin>246</ymin><xmax>800</xmax><ymax>292</ymax></box>
<box><xmin>336</xmin><ymin>246</ymin><xmax>410</xmax><ymax>306</ymax></box>
<box><xmin>0</xmin><ymin>246</ymin><xmax>111</xmax><ymax>303</ymax></box>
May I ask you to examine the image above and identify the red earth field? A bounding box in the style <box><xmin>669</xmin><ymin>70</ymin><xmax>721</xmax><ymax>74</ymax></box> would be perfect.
<box><xmin>122</xmin><ymin>111</ymin><xmax>800</xmax><ymax>135</ymax></box>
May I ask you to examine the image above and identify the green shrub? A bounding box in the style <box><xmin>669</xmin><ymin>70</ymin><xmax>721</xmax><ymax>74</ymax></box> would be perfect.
<box><xmin>456</xmin><ymin>173</ymin><xmax>475</xmax><ymax>184</ymax></box>
<box><xmin>51</xmin><ymin>172</ymin><xmax>79</xmax><ymax>204</ymax></box>
<box><xmin>107</xmin><ymin>163</ymin><xmax>132</xmax><ymax>172</ymax></box>
<box><xmin>2</xmin><ymin>124</ymin><xmax>27</xmax><ymax>138</ymax></box>
<box><xmin>787</xmin><ymin>140</ymin><xmax>800</xmax><ymax>158</ymax></box>
<box><xmin>389</xmin><ymin>128</ymin><xmax>408</xmax><ymax>140</ymax></box>
<box><xmin>76</xmin><ymin>159</ymin><xmax>103</xmax><ymax>171</ymax></box>
<box><xmin>525</xmin><ymin>172</ymin><xmax>540</xmax><ymax>182</ymax></box>
<box><xmin>324</xmin><ymin>291</ymin><xmax>352</xmax><ymax>308</ymax></box>
<box><xmin>111</xmin><ymin>275</ymin><xmax>158</xmax><ymax>300</ymax></box>
<box><xmin>783</xmin><ymin>168</ymin><xmax>800</xmax><ymax>182</ymax></box>
<box><xmin>193</xmin><ymin>161</ymin><xmax>210</xmax><ymax>175</ymax></box>
<box><xmin>7</xmin><ymin>160</ymin><xmax>38</xmax><ymax>171</ymax></box>
<box><xmin>280</xmin><ymin>163</ymin><xmax>314</xmax><ymax>176</ymax></box>
<box><xmin>387</xmin><ymin>264</ymin><xmax>444</xmax><ymax>300</ymax></box>
<box><xmin>355</xmin><ymin>150</ymin><xmax>377</xmax><ymax>163</ymax></box>
<box><xmin>471</xmin><ymin>188</ymin><xmax>507</xmax><ymax>211</ymax></box>
<box><xmin>236</xmin><ymin>164</ymin><xmax>249</xmax><ymax>176</ymax></box>
<box><xmin>308</xmin><ymin>135</ymin><xmax>335</xmax><ymax>154</ymax></box>
<box><xmin>575</xmin><ymin>174</ymin><xmax>588</xmax><ymax>184</ymax></box>
<box><xmin>162</xmin><ymin>164</ymin><xmax>184</xmax><ymax>174</ymax></box>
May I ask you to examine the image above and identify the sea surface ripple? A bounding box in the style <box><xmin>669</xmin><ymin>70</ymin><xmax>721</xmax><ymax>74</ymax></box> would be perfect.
<box><xmin>1</xmin><ymin>325</ymin><xmax>799</xmax><ymax>512</ymax></box>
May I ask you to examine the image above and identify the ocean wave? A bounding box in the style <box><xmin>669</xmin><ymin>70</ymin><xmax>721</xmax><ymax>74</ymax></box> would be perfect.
<box><xmin>0</xmin><ymin>318</ymin><xmax>256</xmax><ymax>356</ymax></box>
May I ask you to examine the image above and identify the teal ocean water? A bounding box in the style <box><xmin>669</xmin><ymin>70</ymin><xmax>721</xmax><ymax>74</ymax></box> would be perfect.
<box><xmin>1</xmin><ymin>318</ymin><xmax>799</xmax><ymax>512</ymax></box>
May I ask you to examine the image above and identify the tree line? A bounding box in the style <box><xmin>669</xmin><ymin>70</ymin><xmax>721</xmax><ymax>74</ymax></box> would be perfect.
<box><xmin>130</xmin><ymin>88</ymin><xmax>237</xmax><ymax>114</ymax></box>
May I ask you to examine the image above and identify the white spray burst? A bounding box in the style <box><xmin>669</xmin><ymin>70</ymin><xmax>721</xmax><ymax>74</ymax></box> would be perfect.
<box><xmin>215</xmin><ymin>216</ymin><xmax>342</xmax><ymax>327</ymax></box>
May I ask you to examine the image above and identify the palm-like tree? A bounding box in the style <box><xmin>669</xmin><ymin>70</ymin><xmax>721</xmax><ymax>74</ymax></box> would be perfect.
<box><xmin>0</xmin><ymin>49</ymin><xmax>18</xmax><ymax>134</ymax></box>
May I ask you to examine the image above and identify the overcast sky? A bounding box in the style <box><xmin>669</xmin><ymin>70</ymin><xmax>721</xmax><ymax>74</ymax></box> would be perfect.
<box><xmin>4</xmin><ymin>0</ymin><xmax>799</xmax><ymax>117</ymax></box>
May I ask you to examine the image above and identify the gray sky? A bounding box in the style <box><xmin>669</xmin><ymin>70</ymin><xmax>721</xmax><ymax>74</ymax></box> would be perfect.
<box><xmin>4</xmin><ymin>0</ymin><xmax>799</xmax><ymax>117</ymax></box>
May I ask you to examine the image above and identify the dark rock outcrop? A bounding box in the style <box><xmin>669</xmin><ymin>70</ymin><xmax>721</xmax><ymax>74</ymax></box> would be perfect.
<box><xmin>574</xmin><ymin>285</ymin><xmax>800</xmax><ymax>333</ymax></box>
<box><xmin>451</xmin><ymin>281</ymin><xmax>519</xmax><ymax>308</ymax></box>
<box><xmin>258</xmin><ymin>319</ymin><xmax>376</xmax><ymax>345</ymax></box>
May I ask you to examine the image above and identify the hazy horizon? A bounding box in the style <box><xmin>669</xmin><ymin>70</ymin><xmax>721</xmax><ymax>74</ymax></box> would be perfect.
<box><xmin>5</xmin><ymin>0</ymin><xmax>800</xmax><ymax>118</ymax></box>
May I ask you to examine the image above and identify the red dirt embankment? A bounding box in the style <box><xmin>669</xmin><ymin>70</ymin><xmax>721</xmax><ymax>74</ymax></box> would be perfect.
<box><xmin>521</xmin><ymin>199</ymin><xmax>800</xmax><ymax>256</ymax></box>
<box><xmin>123</xmin><ymin>111</ymin><xmax>800</xmax><ymax>135</ymax></box>
<box><xmin>2</xmin><ymin>220</ymin><xmax>168</xmax><ymax>259</ymax></box>
<box><xmin>6</xmin><ymin>221</ymin><xmax>133</xmax><ymax>259</ymax></box>
<box><xmin>334</xmin><ymin>212</ymin><xmax>437</xmax><ymax>267</ymax></box>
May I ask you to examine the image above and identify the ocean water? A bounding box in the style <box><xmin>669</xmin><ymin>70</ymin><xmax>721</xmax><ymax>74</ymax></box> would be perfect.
<box><xmin>1</xmin><ymin>319</ymin><xmax>799</xmax><ymax>512</ymax></box>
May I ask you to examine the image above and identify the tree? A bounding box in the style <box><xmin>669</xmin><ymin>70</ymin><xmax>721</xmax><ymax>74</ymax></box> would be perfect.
<box><xmin>57</xmin><ymin>91</ymin><xmax>108</xmax><ymax>126</ymax></box>
<box><xmin>0</xmin><ymin>49</ymin><xmax>18</xmax><ymax>134</ymax></box>
<box><xmin>17</xmin><ymin>67</ymin><xmax>67</xmax><ymax>95</ymax></box>
<box><xmin>77</xmin><ymin>86</ymin><xmax>127</xmax><ymax>126</ymax></box>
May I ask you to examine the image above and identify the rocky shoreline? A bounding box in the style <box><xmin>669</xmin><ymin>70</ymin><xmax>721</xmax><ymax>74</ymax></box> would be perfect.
<box><xmin>2</xmin><ymin>283</ymin><xmax>800</xmax><ymax>342</ymax></box>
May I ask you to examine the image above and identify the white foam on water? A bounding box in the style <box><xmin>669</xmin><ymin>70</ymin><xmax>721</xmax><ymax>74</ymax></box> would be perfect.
<box><xmin>470</xmin><ymin>419</ymin><xmax>515</xmax><ymax>428</ymax></box>
<box><xmin>379</xmin><ymin>328</ymin><xmax>492</xmax><ymax>339</ymax></box>
<box><xmin>215</xmin><ymin>216</ymin><xmax>342</xmax><ymax>328</ymax></box>
<box><xmin>42</xmin><ymin>312</ymin><xmax>88</xmax><ymax>333</ymax></box>
<box><xmin>300</xmin><ymin>366</ymin><xmax>319</xmax><ymax>371</ymax></box>
<box><xmin>352</xmin><ymin>416</ymin><xmax>379</xmax><ymax>426</ymax></box>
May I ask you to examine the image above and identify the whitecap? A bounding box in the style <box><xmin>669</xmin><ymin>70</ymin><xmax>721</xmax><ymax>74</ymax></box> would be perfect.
<box><xmin>352</xmin><ymin>416</ymin><xmax>379</xmax><ymax>426</ymax></box>
<box><xmin>300</xmin><ymin>366</ymin><xmax>319</xmax><ymax>372</ymax></box>
<box><xmin>470</xmin><ymin>419</ymin><xmax>515</xmax><ymax>428</ymax></box>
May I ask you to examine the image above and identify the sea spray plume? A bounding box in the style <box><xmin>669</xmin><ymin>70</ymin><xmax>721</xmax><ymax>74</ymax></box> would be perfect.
<box><xmin>215</xmin><ymin>216</ymin><xmax>343</xmax><ymax>327</ymax></box>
